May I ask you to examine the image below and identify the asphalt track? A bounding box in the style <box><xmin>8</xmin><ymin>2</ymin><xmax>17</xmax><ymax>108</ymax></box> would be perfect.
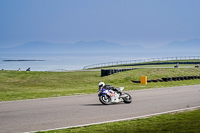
<box><xmin>0</xmin><ymin>85</ymin><xmax>200</xmax><ymax>133</ymax></box>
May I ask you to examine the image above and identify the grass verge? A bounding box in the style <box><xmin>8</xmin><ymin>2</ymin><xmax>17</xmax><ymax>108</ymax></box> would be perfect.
<box><xmin>1</xmin><ymin>68</ymin><xmax>200</xmax><ymax>101</ymax></box>
<box><xmin>36</xmin><ymin>109</ymin><xmax>200</xmax><ymax>133</ymax></box>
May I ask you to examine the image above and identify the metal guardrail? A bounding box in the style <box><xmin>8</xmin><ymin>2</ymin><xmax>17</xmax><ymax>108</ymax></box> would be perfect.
<box><xmin>83</xmin><ymin>56</ymin><xmax>200</xmax><ymax>69</ymax></box>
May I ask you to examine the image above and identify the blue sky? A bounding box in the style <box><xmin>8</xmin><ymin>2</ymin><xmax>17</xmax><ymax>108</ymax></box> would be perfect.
<box><xmin>0</xmin><ymin>0</ymin><xmax>200</xmax><ymax>48</ymax></box>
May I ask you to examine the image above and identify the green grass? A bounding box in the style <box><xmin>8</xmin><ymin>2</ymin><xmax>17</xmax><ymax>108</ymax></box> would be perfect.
<box><xmin>1</xmin><ymin>68</ymin><xmax>200</xmax><ymax>102</ymax></box>
<box><xmin>37</xmin><ymin>109</ymin><xmax>200</xmax><ymax>133</ymax></box>
<box><xmin>0</xmin><ymin>70</ymin><xmax>101</xmax><ymax>101</ymax></box>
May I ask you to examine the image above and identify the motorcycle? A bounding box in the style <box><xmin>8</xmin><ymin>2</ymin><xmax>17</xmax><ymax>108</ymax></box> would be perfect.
<box><xmin>98</xmin><ymin>87</ymin><xmax>132</xmax><ymax>105</ymax></box>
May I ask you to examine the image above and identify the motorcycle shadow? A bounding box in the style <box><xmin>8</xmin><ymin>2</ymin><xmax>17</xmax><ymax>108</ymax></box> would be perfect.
<box><xmin>83</xmin><ymin>104</ymin><xmax>105</xmax><ymax>106</ymax></box>
<box><xmin>83</xmin><ymin>102</ymin><xmax>125</xmax><ymax>106</ymax></box>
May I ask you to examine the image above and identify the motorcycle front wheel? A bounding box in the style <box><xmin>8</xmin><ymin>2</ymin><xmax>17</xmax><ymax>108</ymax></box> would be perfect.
<box><xmin>122</xmin><ymin>93</ymin><xmax>132</xmax><ymax>104</ymax></box>
<box><xmin>99</xmin><ymin>95</ymin><xmax>112</xmax><ymax>105</ymax></box>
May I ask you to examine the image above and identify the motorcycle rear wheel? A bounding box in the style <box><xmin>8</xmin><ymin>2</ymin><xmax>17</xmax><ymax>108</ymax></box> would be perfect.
<box><xmin>99</xmin><ymin>95</ymin><xmax>112</xmax><ymax>105</ymax></box>
<box><xmin>122</xmin><ymin>93</ymin><xmax>132</xmax><ymax>104</ymax></box>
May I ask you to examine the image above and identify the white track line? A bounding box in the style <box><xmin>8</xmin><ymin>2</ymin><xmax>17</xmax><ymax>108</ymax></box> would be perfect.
<box><xmin>26</xmin><ymin>105</ymin><xmax>200</xmax><ymax>133</ymax></box>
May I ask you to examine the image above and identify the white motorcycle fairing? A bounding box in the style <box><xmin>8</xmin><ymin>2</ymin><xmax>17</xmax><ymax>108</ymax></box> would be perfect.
<box><xmin>98</xmin><ymin>86</ymin><xmax>132</xmax><ymax>105</ymax></box>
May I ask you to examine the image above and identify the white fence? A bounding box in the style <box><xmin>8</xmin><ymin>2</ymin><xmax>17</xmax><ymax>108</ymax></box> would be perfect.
<box><xmin>83</xmin><ymin>56</ymin><xmax>200</xmax><ymax>69</ymax></box>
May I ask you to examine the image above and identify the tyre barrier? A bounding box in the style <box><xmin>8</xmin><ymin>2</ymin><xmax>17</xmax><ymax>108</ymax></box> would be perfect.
<box><xmin>131</xmin><ymin>75</ymin><xmax>200</xmax><ymax>83</ymax></box>
<box><xmin>101</xmin><ymin>68</ymin><xmax>138</xmax><ymax>77</ymax></box>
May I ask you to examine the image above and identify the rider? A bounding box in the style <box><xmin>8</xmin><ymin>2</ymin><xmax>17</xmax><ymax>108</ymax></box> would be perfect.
<box><xmin>99</xmin><ymin>82</ymin><xmax>122</xmax><ymax>95</ymax></box>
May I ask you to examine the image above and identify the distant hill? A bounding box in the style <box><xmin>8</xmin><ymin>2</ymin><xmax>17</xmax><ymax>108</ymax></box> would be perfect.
<box><xmin>0</xmin><ymin>40</ymin><xmax>145</xmax><ymax>53</ymax></box>
<box><xmin>153</xmin><ymin>38</ymin><xmax>200</xmax><ymax>52</ymax></box>
<box><xmin>0</xmin><ymin>41</ymin><xmax>71</xmax><ymax>53</ymax></box>
<box><xmin>0</xmin><ymin>39</ymin><xmax>200</xmax><ymax>53</ymax></box>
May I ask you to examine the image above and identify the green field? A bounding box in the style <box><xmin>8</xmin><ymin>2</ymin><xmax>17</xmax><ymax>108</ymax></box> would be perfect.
<box><xmin>1</xmin><ymin>67</ymin><xmax>200</xmax><ymax>102</ymax></box>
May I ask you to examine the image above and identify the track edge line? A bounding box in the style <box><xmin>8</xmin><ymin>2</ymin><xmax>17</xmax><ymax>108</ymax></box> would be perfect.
<box><xmin>25</xmin><ymin>105</ymin><xmax>200</xmax><ymax>133</ymax></box>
